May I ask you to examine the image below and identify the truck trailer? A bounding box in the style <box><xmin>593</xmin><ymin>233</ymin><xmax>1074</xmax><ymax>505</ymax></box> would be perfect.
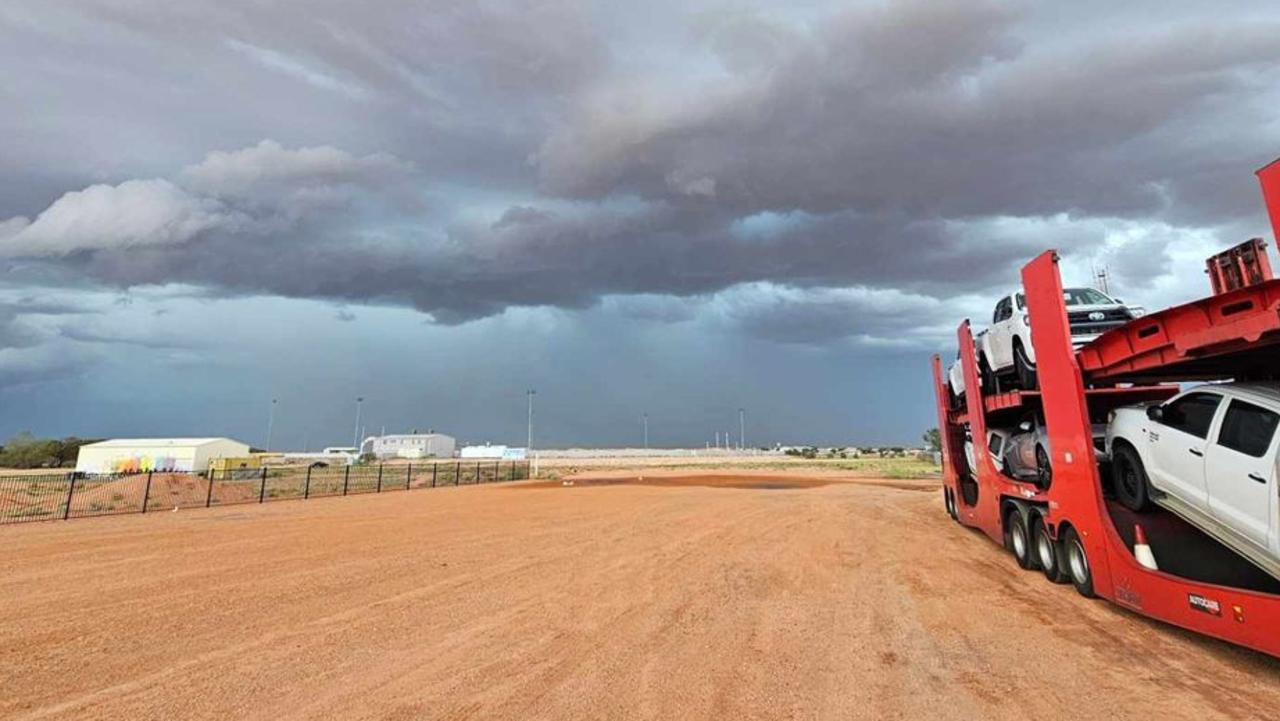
<box><xmin>931</xmin><ymin>158</ymin><xmax>1280</xmax><ymax>659</ymax></box>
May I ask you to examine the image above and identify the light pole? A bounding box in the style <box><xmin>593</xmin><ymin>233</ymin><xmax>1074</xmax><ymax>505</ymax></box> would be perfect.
<box><xmin>353</xmin><ymin>397</ymin><xmax>364</xmax><ymax>449</ymax></box>
<box><xmin>265</xmin><ymin>398</ymin><xmax>278</xmax><ymax>451</ymax></box>
<box><xmin>739</xmin><ymin>408</ymin><xmax>745</xmax><ymax>451</ymax></box>
<box><xmin>642</xmin><ymin>413</ymin><xmax>649</xmax><ymax>450</ymax></box>
<box><xmin>526</xmin><ymin>389</ymin><xmax>536</xmax><ymax>451</ymax></box>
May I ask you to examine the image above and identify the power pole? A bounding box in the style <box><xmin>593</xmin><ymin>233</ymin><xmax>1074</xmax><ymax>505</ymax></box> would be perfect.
<box><xmin>739</xmin><ymin>408</ymin><xmax>745</xmax><ymax>451</ymax></box>
<box><xmin>526</xmin><ymin>389</ymin><xmax>537</xmax><ymax>451</ymax></box>
<box><xmin>265</xmin><ymin>398</ymin><xmax>278</xmax><ymax>451</ymax></box>
<box><xmin>352</xmin><ymin>396</ymin><xmax>364</xmax><ymax>448</ymax></box>
<box><xmin>642</xmin><ymin>413</ymin><xmax>649</xmax><ymax>450</ymax></box>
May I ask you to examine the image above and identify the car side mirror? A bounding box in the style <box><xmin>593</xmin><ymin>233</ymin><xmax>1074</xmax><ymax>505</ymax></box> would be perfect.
<box><xmin>1146</xmin><ymin>406</ymin><xmax>1163</xmax><ymax>422</ymax></box>
<box><xmin>1113</xmin><ymin>298</ymin><xmax>1123</xmax><ymax>303</ymax></box>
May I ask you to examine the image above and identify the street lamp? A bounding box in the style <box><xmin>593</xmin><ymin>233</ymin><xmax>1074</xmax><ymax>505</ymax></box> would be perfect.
<box><xmin>353</xmin><ymin>397</ymin><xmax>364</xmax><ymax>449</ymax></box>
<box><xmin>265</xmin><ymin>398</ymin><xmax>278</xmax><ymax>451</ymax></box>
<box><xmin>526</xmin><ymin>389</ymin><xmax>536</xmax><ymax>451</ymax></box>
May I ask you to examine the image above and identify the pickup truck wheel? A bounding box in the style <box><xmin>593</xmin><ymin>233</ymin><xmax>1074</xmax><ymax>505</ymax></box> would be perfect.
<box><xmin>1033</xmin><ymin>517</ymin><xmax>1068</xmax><ymax>583</ymax></box>
<box><xmin>978</xmin><ymin>356</ymin><xmax>996</xmax><ymax>395</ymax></box>
<box><xmin>1014</xmin><ymin>343</ymin><xmax>1039</xmax><ymax>390</ymax></box>
<box><xmin>1112</xmin><ymin>444</ymin><xmax>1151</xmax><ymax>512</ymax></box>
<box><xmin>1062</xmin><ymin>527</ymin><xmax>1096</xmax><ymax>598</ymax></box>
<box><xmin>1008</xmin><ymin>510</ymin><xmax>1037</xmax><ymax>570</ymax></box>
<box><xmin>1034</xmin><ymin>444</ymin><xmax>1053</xmax><ymax>492</ymax></box>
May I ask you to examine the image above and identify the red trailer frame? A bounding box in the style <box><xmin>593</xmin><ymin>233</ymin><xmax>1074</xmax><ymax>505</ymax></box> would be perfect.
<box><xmin>932</xmin><ymin>160</ymin><xmax>1280</xmax><ymax>658</ymax></box>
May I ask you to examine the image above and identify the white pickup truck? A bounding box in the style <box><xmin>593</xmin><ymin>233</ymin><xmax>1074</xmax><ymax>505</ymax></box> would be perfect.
<box><xmin>1107</xmin><ymin>382</ymin><xmax>1280</xmax><ymax>580</ymax></box>
<box><xmin>976</xmin><ymin>287</ymin><xmax>1139</xmax><ymax>391</ymax></box>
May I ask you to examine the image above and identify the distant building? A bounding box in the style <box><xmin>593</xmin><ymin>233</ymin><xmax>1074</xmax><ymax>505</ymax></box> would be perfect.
<box><xmin>360</xmin><ymin>433</ymin><xmax>456</xmax><ymax>460</ymax></box>
<box><xmin>75</xmin><ymin>438</ymin><xmax>251</xmax><ymax>475</ymax></box>
<box><xmin>459</xmin><ymin>444</ymin><xmax>527</xmax><ymax>460</ymax></box>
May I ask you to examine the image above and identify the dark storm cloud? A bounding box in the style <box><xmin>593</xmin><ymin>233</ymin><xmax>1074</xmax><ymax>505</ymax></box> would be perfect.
<box><xmin>2</xmin><ymin>0</ymin><xmax>1279</xmax><ymax>334</ymax></box>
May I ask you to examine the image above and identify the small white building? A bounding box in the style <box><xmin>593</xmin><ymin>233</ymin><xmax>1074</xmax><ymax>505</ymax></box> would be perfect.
<box><xmin>459</xmin><ymin>444</ymin><xmax>527</xmax><ymax>460</ymax></box>
<box><xmin>75</xmin><ymin>438</ymin><xmax>252</xmax><ymax>475</ymax></box>
<box><xmin>360</xmin><ymin>433</ymin><xmax>456</xmax><ymax>460</ymax></box>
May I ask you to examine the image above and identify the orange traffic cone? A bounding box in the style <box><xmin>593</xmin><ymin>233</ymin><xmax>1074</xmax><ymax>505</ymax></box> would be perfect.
<box><xmin>1134</xmin><ymin>524</ymin><xmax>1158</xmax><ymax>571</ymax></box>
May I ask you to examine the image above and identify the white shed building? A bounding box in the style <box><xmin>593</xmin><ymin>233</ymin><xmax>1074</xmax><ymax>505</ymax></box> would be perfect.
<box><xmin>459</xmin><ymin>444</ymin><xmax>527</xmax><ymax>460</ymax></box>
<box><xmin>75</xmin><ymin>438</ymin><xmax>252</xmax><ymax>475</ymax></box>
<box><xmin>360</xmin><ymin>433</ymin><xmax>456</xmax><ymax>460</ymax></box>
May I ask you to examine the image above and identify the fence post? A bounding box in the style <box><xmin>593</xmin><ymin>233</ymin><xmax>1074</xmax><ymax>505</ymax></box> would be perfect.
<box><xmin>475</xmin><ymin>461</ymin><xmax>481</xmax><ymax>484</ymax></box>
<box><xmin>376</xmin><ymin>464</ymin><xmax>384</xmax><ymax>493</ymax></box>
<box><xmin>206</xmin><ymin>471</ymin><xmax>216</xmax><ymax>508</ymax></box>
<box><xmin>343</xmin><ymin>465</ymin><xmax>351</xmax><ymax>495</ymax></box>
<box><xmin>406</xmin><ymin>463</ymin><xmax>412</xmax><ymax>490</ymax></box>
<box><xmin>455</xmin><ymin>461</ymin><xmax>461</xmax><ymax>486</ymax></box>
<box><xmin>493</xmin><ymin>460</ymin><xmax>499</xmax><ymax>483</ymax></box>
<box><xmin>304</xmin><ymin>465</ymin><xmax>313</xmax><ymax>499</ymax></box>
<box><xmin>63</xmin><ymin>475</ymin><xmax>78</xmax><ymax>520</ymax></box>
<box><xmin>432</xmin><ymin>463</ymin><xmax>438</xmax><ymax>488</ymax></box>
<box><xmin>141</xmin><ymin>471</ymin><xmax>153</xmax><ymax>514</ymax></box>
<box><xmin>258</xmin><ymin>466</ymin><xmax>268</xmax><ymax>504</ymax></box>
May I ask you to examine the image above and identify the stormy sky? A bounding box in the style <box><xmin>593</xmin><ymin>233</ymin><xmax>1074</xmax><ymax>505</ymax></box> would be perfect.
<box><xmin>2</xmin><ymin>0</ymin><xmax>1279</xmax><ymax>449</ymax></box>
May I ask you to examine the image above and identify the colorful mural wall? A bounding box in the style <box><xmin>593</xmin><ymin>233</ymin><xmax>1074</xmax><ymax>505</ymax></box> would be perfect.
<box><xmin>109</xmin><ymin>455</ymin><xmax>187</xmax><ymax>473</ymax></box>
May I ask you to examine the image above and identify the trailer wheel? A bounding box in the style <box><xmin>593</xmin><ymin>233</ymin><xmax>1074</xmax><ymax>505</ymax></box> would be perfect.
<box><xmin>1014</xmin><ymin>342</ymin><xmax>1038</xmax><ymax>390</ymax></box>
<box><xmin>1062</xmin><ymin>527</ymin><xmax>1096</xmax><ymax>597</ymax></box>
<box><xmin>1034</xmin><ymin>444</ymin><xmax>1053</xmax><ymax>492</ymax></box>
<box><xmin>1007</xmin><ymin>509</ymin><xmax>1037</xmax><ymax>570</ymax></box>
<box><xmin>1033</xmin><ymin>517</ymin><xmax>1067</xmax><ymax>583</ymax></box>
<box><xmin>1112</xmin><ymin>444</ymin><xmax>1151</xmax><ymax>512</ymax></box>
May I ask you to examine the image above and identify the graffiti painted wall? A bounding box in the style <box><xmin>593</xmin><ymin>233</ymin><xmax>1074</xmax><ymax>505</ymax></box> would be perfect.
<box><xmin>108</xmin><ymin>455</ymin><xmax>189</xmax><ymax>473</ymax></box>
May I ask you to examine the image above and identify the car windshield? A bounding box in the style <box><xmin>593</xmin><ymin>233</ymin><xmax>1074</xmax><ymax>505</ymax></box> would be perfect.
<box><xmin>1063</xmin><ymin>287</ymin><xmax>1114</xmax><ymax>306</ymax></box>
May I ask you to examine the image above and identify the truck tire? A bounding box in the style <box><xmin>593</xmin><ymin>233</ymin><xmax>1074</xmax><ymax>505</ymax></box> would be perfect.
<box><xmin>1034</xmin><ymin>444</ymin><xmax>1053</xmax><ymax>492</ymax></box>
<box><xmin>1062</xmin><ymin>526</ymin><xmax>1096</xmax><ymax>598</ymax></box>
<box><xmin>1033</xmin><ymin>516</ymin><xmax>1068</xmax><ymax>583</ymax></box>
<box><xmin>1007</xmin><ymin>509</ymin><xmax>1037</xmax><ymax>570</ymax></box>
<box><xmin>1112</xmin><ymin>444</ymin><xmax>1151</xmax><ymax>512</ymax></box>
<box><xmin>1014</xmin><ymin>342</ymin><xmax>1038</xmax><ymax>390</ymax></box>
<box><xmin>979</xmin><ymin>355</ymin><xmax>996</xmax><ymax>395</ymax></box>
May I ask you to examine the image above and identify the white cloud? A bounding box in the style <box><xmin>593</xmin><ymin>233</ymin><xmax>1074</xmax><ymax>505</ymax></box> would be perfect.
<box><xmin>180</xmin><ymin>140</ymin><xmax>413</xmax><ymax>201</ymax></box>
<box><xmin>0</xmin><ymin>179</ymin><xmax>234</xmax><ymax>257</ymax></box>
<box><xmin>224</xmin><ymin>39</ymin><xmax>369</xmax><ymax>99</ymax></box>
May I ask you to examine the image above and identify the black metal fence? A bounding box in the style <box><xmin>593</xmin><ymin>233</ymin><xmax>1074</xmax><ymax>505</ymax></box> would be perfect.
<box><xmin>0</xmin><ymin>460</ymin><xmax>532</xmax><ymax>526</ymax></box>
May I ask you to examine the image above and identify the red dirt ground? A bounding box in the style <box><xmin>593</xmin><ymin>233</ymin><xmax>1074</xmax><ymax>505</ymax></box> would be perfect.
<box><xmin>2</xmin><ymin>471</ymin><xmax>1279</xmax><ymax>720</ymax></box>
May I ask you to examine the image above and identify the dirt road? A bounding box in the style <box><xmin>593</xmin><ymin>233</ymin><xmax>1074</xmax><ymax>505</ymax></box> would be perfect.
<box><xmin>2</xmin><ymin>471</ymin><xmax>1278</xmax><ymax>720</ymax></box>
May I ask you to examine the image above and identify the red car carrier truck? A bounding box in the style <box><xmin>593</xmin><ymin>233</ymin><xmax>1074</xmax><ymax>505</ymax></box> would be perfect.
<box><xmin>932</xmin><ymin>158</ymin><xmax>1280</xmax><ymax>659</ymax></box>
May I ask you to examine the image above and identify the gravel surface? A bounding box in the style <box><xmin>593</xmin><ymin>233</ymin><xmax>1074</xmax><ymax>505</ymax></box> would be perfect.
<box><xmin>2</xmin><ymin>471</ymin><xmax>1278</xmax><ymax>720</ymax></box>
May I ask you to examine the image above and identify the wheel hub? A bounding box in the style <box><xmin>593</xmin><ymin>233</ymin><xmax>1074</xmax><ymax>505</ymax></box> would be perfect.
<box><xmin>1037</xmin><ymin>533</ymin><xmax>1054</xmax><ymax>569</ymax></box>
<box><xmin>1012</xmin><ymin>525</ymin><xmax>1027</xmax><ymax>558</ymax></box>
<box><xmin>1069</xmin><ymin>540</ymin><xmax>1089</xmax><ymax>584</ymax></box>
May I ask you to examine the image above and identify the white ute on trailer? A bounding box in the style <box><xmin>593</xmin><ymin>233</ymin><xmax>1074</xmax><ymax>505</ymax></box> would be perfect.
<box><xmin>976</xmin><ymin>287</ymin><xmax>1140</xmax><ymax>391</ymax></box>
<box><xmin>1107</xmin><ymin>382</ymin><xmax>1280</xmax><ymax>581</ymax></box>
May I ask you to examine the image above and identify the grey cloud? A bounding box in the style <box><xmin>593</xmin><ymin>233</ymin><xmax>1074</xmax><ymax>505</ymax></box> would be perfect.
<box><xmin>717</xmin><ymin>284</ymin><xmax>960</xmax><ymax>347</ymax></box>
<box><xmin>535</xmin><ymin>5</ymin><xmax>1280</xmax><ymax>226</ymax></box>
<box><xmin>1</xmin><ymin>0</ymin><xmax>1278</xmax><ymax>343</ymax></box>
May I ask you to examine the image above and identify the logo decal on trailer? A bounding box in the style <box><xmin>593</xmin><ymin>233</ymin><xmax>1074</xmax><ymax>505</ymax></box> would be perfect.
<box><xmin>1115</xmin><ymin>577</ymin><xmax>1142</xmax><ymax>609</ymax></box>
<box><xmin>1189</xmin><ymin>594</ymin><xmax>1222</xmax><ymax>616</ymax></box>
